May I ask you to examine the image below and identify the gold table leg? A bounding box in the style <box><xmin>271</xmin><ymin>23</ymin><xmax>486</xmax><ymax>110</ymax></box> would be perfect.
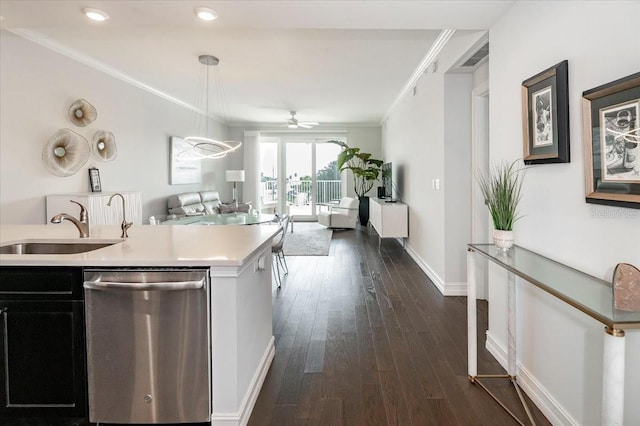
<box><xmin>468</xmin><ymin>374</ymin><xmax>536</xmax><ymax>426</ymax></box>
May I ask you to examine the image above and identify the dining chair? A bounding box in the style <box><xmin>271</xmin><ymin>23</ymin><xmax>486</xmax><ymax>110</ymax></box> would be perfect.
<box><xmin>271</xmin><ymin>214</ymin><xmax>291</xmax><ymax>288</ymax></box>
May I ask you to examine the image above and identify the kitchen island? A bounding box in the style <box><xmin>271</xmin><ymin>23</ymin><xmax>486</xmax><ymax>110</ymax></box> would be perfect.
<box><xmin>0</xmin><ymin>224</ymin><xmax>279</xmax><ymax>426</ymax></box>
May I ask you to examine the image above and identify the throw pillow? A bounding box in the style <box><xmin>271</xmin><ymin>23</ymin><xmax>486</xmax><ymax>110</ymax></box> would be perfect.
<box><xmin>218</xmin><ymin>203</ymin><xmax>236</xmax><ymax>214</ymax></box>
<box><xmin>218</xmin><ymin>202</ymin><xmax>252</xmax><ymax>213</ymax></box>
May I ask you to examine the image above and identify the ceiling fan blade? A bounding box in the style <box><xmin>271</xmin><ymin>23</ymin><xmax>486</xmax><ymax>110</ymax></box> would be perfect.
<box><xmin>297</xmin><ymin>123</ymin><xmax>312</xmax><ymax>129</ymax></box>
<box><xmin>300</xmin><ymin>122</ymin><xmax>319</xmax><ymax>126</ymax></box>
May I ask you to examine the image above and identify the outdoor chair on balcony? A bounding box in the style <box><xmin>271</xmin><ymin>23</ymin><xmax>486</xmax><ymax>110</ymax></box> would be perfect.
<box><xmin>272</xmin><ymin>214</ymin><xmax>291</xmax><ymax>288</ymax></box>
<box><xmin>317</xmin><ymin>197</ymin><xmax>358</xmax><ymax>229</ymax></box>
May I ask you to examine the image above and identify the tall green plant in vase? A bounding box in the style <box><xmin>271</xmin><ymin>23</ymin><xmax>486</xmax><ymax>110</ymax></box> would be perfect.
<box><xmin>476</xmin><ymin>160</ymin><xmax>525</xmax><ymax>251</ymax></box>
<box><xmin>328</xmin><ymin>140</ymin><xmax>383</xmax><ymax>226</ymax></box>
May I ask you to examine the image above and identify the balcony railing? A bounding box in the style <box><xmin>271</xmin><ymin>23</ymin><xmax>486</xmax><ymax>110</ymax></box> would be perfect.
<box><xmin>260</xmin><ymin>180</ymin><xmax>341</xmax><ymax>206</ymax></box>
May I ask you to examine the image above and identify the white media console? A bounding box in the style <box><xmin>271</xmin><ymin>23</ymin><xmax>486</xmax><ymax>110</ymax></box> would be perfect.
<box><xmin>368</xmin><ymin>197</ymin><xmax>408</xmax><ymax>249</ymax></box>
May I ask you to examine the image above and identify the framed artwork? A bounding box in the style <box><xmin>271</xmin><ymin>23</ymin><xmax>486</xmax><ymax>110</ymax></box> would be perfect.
<box><xmin>521</xmin><ymin>60</ymin><xmax>570</xmax><ymax>164</ymax></box>
<box><xmin>170</xmin><ymin>136</ymin><xmax>201</xmax><ymax>185</ymax></box>
<box><xmin>582</xmin><ymin>72</ymin><xmax>640</xmax><ymax>209</ymax></box>
<box><xmin>88</xmin><ymin>167</ymin><xmax>101</xmax><ymax>192</ymax></box>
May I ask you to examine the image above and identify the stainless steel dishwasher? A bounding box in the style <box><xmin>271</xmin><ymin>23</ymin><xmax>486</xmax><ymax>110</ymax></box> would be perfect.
<box><xmin>83</xmin><ymin>268</ymin><xmax>210</xmax><ymax>424</ymax></box>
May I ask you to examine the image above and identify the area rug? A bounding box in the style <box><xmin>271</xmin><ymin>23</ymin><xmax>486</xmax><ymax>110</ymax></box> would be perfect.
<box><xmin>283</xmin><ymin>222</ymin><xmax>333</xmax><ymax>256</ymax></box>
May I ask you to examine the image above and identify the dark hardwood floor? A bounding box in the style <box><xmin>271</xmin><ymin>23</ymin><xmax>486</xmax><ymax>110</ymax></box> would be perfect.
<box><xmin>249</xmin><ymin>225</ymin><xmax>550</xmax><ymax>426</ymax></box>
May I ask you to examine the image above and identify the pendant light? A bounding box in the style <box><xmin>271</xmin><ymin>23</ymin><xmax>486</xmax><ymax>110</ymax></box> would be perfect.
<box><xmin>183</xmin><ymin>54</ymin><xmax>241</xmax><ymax>159</ymax></box>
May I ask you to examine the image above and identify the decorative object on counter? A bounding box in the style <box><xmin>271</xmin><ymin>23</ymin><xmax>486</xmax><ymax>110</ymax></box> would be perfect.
<box><xmin>583</xmin><ymin>72</ymin><xmax>640</xmax><ymax>209</ymax></box>
<box><xmin>328</xmin><ymin>139</ymin><xmax>383</xmax><ymax>226</ymax></box>
<box><xmin>68</xmin><ymin>98</ymin><xmax>97</xmax><ymax>127</ymax></box>
<box><xmin>613</xmin><ymin>263</ymin><xmax>640</xmax><ymax>311</ymax></box>
<box><xmin>42</xmin><ymin>128</ymin><xmax>90</xmax><ymax>176</ymax></box>
<box><xmin>476</xmin><ymin>160</ymin><xmax>525</xmax><ymax>251</ymax></box>
<box><xmin>170</xmin><ymin>136</ymin><xmax>202</xmax><ymax>184</ymax></box>
<box><xmin>91</xmin><ymin>130</ymin><xmax>117</xmax><ymax>161</ymax></box>
<box><xmin>521</xmin><ymin>60</ymin><xmax>570</xmax><ymax>164</ymax></box>
<box><xmin>226</xmin><ymin>169</ymin><xmax>245</xmax><ymax>202</ymax></box>
<box><xmin>183</xmin><ymin>54</ymin><xmax>241</xmax><ymax>159</ymax></box>
<box><xmin>88</xmin><ymin>167</ymin><xmax>102</xmax><ymax>192</ymax></box>
<box><xmin>107</xmin><ymin>193</ymin><xmax>133</xmax><ymax>238</ymax></box>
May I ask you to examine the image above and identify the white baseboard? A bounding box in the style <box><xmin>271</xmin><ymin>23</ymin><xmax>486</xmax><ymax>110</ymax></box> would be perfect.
<box><xmin>403</xmin><ymin>243</ymin><xmax>467</xmax><ymax>296</ymax></box>
<box><xmin>485</xmin><ymin>332</ymin><xmax>578</xmax><ymax>426</ymax></box>
<box><xmin>442</xmin><ymin>281</ymin><xmax>467</xmax><ymax>296</ymax></box>
<box><xmin>211</xmin><ymin>336</ymin><xmax>276</xmax><ymax>426</ymax></box>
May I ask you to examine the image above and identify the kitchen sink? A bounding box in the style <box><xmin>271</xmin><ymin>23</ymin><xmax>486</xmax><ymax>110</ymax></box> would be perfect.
<box><xmin>0</xmin><ymin>239</ymin><xmax>122</xmax><ymax>255</ymax></box>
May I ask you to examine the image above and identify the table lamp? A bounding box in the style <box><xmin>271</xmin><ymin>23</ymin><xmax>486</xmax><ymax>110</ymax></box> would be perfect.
<box><xmin>225</xmin><ymin>170</ymin><xmax>245</xmax><ymax>203</ymax></box>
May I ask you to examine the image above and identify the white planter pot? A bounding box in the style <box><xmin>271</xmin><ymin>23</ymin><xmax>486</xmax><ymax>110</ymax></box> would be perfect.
<box><xmin>493</xmin><ymin>229</ymin><xmax>514</xmax><ymax>251</ymax></box>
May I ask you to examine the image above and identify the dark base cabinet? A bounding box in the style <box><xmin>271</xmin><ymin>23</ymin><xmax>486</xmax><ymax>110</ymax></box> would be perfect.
<box><xmin>0</xmin><ymin>267</ymin><xmax>87</xmax><ymax>424</ymax></box>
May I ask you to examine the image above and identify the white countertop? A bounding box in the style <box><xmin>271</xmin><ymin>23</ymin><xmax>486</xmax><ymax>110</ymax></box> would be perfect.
<box><xmin>0</xmin><ymin>224</ymin><xmax>280</xmax><ymax>267</ymax></box>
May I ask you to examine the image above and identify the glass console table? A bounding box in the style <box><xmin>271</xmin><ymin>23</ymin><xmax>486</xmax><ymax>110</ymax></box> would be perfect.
<box><xmin>160</xmin><ymin>212</ymin><xmax>276</xmax><ymax>226</ymax></box>
<box><xmin>467</xmin><ymin>244</ymin><xmax>639</xmax><ymax>425</ymax></box>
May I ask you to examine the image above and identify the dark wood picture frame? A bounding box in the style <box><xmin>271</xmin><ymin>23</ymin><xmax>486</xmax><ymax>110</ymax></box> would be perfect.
<box><xmin>522</xmin><ymin>60</ymin><xmax>570</xmax><ymax>164</ymax></box>
<box><xmin>582</xmin><ymin>72</ymin><xmax>640</xmax><ymax>209</ymax></box>
<box><xmin>88</xmin><ymin>167</ymin><xmax>102</xmax><ymax>192</ymax></box>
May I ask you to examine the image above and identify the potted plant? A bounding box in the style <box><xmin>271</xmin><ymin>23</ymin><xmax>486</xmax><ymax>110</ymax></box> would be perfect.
<box><xmin>476</xmin><ymin>160</ymin><xmax>525</xmax><ymax>251</ymax></box>
<box><xmin>329</xmin><ymin>140</ymin><xmax>383</xmax><ymax>226</ymax></box>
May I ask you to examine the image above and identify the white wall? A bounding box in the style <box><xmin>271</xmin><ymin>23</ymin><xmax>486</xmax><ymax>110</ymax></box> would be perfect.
<box><xmin>338</xmin><ymin>126</ymin><xmax>383</xmax><ymax>198</ymax></box>
<box><xmin>444</xmin><ymin>73</ymin><xmax>473</xmax><ymax>286</ymax></box>
<box><xmin>0</xmin><ymin>31</ymin><xmax>237</xmax><ymax>224</ymax></box>
<box><xmin>382</xmin><ymin>30</ymin><xmax>486</xmax><ymax>293</ymax></box>
<box><xmin>488</xmin><ymin>1</ymin><xmax>640</xmax><ymax>423</ymax></box>
<box><xmin>383</xmin><ymin>2</ymin><xmax>640</xmax><ymax>422</ymax></box>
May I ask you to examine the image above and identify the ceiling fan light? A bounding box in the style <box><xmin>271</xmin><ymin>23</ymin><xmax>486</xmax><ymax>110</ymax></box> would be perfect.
<box><xmin>82</xmin><ymin>8</ymin><xmax>109</xmax><ymax>22</ymax></box>
<box><xmin>195</xmin><ymin>7</ymin><xmax>218</xmax><ymax>21</ymax></box>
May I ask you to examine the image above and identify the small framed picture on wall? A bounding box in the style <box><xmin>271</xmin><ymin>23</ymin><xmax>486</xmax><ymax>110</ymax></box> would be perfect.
<box><xmin>88</xmin><ymin>167</ymin><xmax>102</xmax><ymax>192</ymax></box>
<box><xmin>521</xmin><ymin>60</ymin><xmax>570</xmax><ymax>164</ymax></box>
<box><xmin>582</xmin><ymin>72</ymin><xmax>640</xmax><ymax>209</ymax></box>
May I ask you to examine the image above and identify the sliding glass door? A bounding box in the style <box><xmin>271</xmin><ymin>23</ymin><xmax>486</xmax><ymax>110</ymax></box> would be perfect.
<box><xmin>315</xmin><ymin>142</ymin><xmax>342</xmax><ymax>207</ymax></box>
<box><xmin>259</xmin><ymin>138</ymin><xmax>343</xmax><ymax>221</ymax></box>
<box><xmin>258</xmin><ymin>141</ymin><xmax>278</xmax><ymax>213</ymax></box>
<box><xmin>286</xmin><ymin>141</ymin><xmax>313</xmax><ymax>218</ymax></box>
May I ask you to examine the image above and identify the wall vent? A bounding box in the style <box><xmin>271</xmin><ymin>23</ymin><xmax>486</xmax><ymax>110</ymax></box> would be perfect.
<box><xmin>461</xmin><ymin>42</ymin><xmax>489</xmax><ymax>67</ymax></box>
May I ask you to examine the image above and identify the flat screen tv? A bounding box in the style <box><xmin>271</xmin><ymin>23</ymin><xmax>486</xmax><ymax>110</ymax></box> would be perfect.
<box><xmin>381</xmin><ymin>162</ymin><xmax>392</xmax><ymax>199</ymax></box>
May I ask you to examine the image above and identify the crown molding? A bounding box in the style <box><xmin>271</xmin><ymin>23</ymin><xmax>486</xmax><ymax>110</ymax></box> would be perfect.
<box><xmin>382</xmin><ymin>28</ymin><xmax>456</xmax><ymax>123</ymax></box>
<box><xmin>8</xmin><ymin>28</ymin><xmax>226</xmax><ymax>123</ymax></box>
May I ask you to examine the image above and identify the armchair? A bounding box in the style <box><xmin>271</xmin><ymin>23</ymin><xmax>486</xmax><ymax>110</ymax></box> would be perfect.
<box><xmin>317</xmin><ymin>197</ymin><xmax>358</xmax><ymax>229</ymax></box>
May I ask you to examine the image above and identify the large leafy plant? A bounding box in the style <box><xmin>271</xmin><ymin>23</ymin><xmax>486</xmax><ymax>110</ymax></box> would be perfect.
<box><xmin>329</xmin><ymin>140</ymin><xmax>383</xmax><ymax>198</ymax></box>
<box><xmin>476</xmin><ymin>160</ymin><xmax>525</xmax><ymax>231</ymax></box>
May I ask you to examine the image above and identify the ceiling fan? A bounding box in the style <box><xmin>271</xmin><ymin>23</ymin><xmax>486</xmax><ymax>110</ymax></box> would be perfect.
<box><xmin>284</xmin><ymin>111</ymin><xmax>319</xmax><ymax>129</ymax></box>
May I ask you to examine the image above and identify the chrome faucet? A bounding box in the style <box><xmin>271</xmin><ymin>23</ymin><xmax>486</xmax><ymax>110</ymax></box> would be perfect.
<box><xmin>51</xmin><ymin>200</ymin><xmax>90</xmax><ymax>238</ymax></box>
<box><xmin>107</xmin><ymin>193</ymin><xmax>133</xmax><ymax>238</ymax></box>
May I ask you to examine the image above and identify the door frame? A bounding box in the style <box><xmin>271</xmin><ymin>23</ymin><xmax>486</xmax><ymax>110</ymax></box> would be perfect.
<box><xmin>471</xmin><ymin>81</ymin><xmax>490</xmax><ymax>300</ymax></box>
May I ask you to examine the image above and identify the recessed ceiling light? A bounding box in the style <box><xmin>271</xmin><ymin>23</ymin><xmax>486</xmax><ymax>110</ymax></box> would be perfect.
<box><xmin>195</xmin><ymin>7</ymin><xmax>218</xmax><ymax>21</ymax></box>
<box><xmin>82</xmin><ymin>8</ymin><xmax>109</xmax><ymax>22</ymax></box>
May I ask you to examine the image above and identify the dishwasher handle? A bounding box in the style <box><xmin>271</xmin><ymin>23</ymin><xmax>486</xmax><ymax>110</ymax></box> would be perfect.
<box><xmin>84</xmin><ymin>278</ymin><xmax>204</xmax><ymax>291</ymax></box>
